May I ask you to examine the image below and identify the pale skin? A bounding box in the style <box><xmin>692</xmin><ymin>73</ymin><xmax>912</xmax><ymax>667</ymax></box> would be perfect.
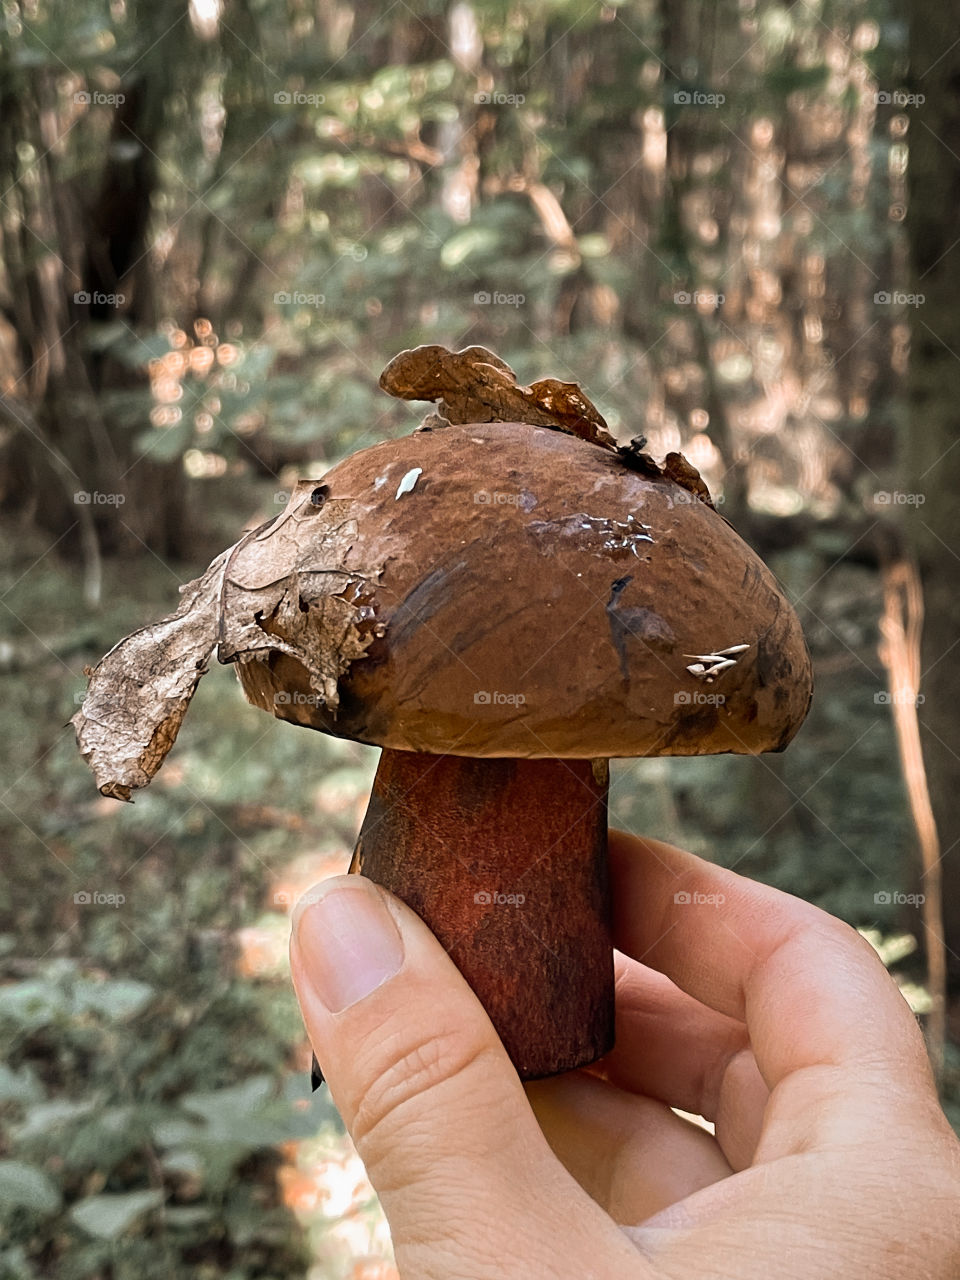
<box><xmin>289</xmin><ymin>831</ymin><xmax>960</xmax><ymax>1279</ymax></box>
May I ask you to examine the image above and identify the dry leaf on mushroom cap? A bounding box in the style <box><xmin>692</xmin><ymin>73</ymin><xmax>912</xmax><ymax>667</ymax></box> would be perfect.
<box><xmin>378</xmin><ymin>343</ymin><xmax>619</xmax><ymax>450</ymax></box>
<box><xmin>71</xmin><ymin>480</ymin><xmax>383</xmax><ymax>800</ymax></box>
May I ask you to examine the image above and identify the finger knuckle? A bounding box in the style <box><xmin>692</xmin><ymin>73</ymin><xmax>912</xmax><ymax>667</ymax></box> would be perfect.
<box><xmin>350</xmin><ymin>1026</ymin><xmax>498</xmax><ymax>1168</ymax></box>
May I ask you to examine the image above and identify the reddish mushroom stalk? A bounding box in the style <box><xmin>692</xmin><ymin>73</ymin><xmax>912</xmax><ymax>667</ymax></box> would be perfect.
<box><xmin>351</xmin><ymin>751</ymin><xmax>613</xmax><ymax>1077</ymax></box>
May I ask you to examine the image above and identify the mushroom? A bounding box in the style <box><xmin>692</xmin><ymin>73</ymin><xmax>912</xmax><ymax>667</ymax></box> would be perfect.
<box><xmin>72</xmin><ymin>345</ymin><xmax>813</xmax><ymax>1083</ymax></box>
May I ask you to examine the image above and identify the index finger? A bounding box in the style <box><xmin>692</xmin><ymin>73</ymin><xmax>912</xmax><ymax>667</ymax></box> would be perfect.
<box><xmin>606</xmin><ymin>831</ymin><xmax>934</xmax><ymax>1111</ymax></box>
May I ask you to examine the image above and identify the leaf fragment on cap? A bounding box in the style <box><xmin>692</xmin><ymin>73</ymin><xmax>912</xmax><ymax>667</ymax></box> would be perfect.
<box><xmin>72</xmin><ymin>481</ymin><xmax>381</xmax><ymax>801</ymax></box>
<box><xmin>378</xmin><ymin>344</ymin><xmax>617</xmax><ymax>450</ymax></box>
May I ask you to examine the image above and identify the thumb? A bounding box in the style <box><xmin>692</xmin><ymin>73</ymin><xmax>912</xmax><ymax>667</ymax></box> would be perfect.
<box><xmin>289</xmin><ymin>875</ymin><xmax>639</xmax><ymax>1280</ymax></box>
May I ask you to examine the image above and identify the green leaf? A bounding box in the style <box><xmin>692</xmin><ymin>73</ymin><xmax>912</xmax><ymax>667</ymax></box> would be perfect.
<box><xmin>0</xmin><ymin>1063</ymin><xmax>43</xmax><ymax>1104</ymax></box>
<box><xmin>70</xmin><ymin>1188</ymin><xmax>164</xmax><ymax>1240</ymax></box>
<box><xmin>100</xmin><ymin>1104</ymin><xmax>136</xmax><ymax>1133</ymax></box>
<box><xmin>72</xmin><ymin>978</ymin><xmax>155</xmax><ymax>1021</ymax></box>
<box><xmin>164</xmin><ymin>1205</ymin><xmax>213</xmax><ymax>1228</ymax></box>
<box><xmin>0</xmin><ymin>979</ymin><xmax>68</xmax><ymax>1029</ymax></box>
<box><xmin>151</xmin><ymin>1075</ymin><xmax>308</xmax><ymax>1184</ymax></box>
<box><xmin>180</xmin><ymin>1074</ymin><xmax>274</xmax><ymax>1128</ymax></box>
<box><xmin>159</xmin><ymin>1150</ymin><xmax>204</xmax><ymax>1179</ymax></box>
<box><xmin>0</xmin><ymin>1244</ymin><xmax>34</xmax><ymax>1279</ymax></box>
<box><xmin>0</xmin><ymin>1161</ymin><xmax>62</xmax><ymax>1215</ymax></box>
<box><xmin>151</xmin><ymin>1116</ymin><xmax>204</xmax><ymax>1147</ymax></box>
<box><xmin>14</xmin><ymin>1098</ymin><xmax>97</xmax><ymax>1141</ymax></box>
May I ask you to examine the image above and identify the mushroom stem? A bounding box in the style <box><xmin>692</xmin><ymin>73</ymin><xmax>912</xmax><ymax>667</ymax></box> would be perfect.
<box><xmin>349</xmin><ymin>750</ymin><xmax>614</xmax><ymax>1079</ymax></box>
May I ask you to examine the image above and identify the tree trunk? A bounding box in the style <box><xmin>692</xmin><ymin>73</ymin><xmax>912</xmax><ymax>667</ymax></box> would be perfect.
<box><xmin>907</xmin><ymin>0</ymin><xmax>960</xmax><ymax>988</ymax></box>
<box><xmin>0</xmin><ymin>1</ymin><xmax>193</xmax><ymax>562</ymax></box>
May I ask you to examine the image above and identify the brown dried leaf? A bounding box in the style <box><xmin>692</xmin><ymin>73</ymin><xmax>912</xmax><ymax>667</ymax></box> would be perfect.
<box><xmin>662</xmin><ymin>451</ymin><xmax>715</xmax><ymax>510</ymax></box>
<box><xmin>72</xmin><ymin>555</ymin><xmax>227</xmax><ymax>800</ymax></box>
<box><xmin>379</xmin><ymin>344</ymin><xmax>617</xmax><ymax>450</ymax></box>
<box><xmin>617</xmin><ymin>438</ymin><xmax>716</xmax><ymax>509</ymax></box>
<box><xmin>72</xmin><ymin>481</ymin><xmax>381</xmax><ymax>800</ymax></box>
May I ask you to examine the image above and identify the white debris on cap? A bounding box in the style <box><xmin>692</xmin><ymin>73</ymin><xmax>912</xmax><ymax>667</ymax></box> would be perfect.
<box><xmin>684</xmin><ymin>643</ymin><xmax>750</xmax><ymax>682</ymax></box>
<box><xmin>395</xmin><ymin>467</ymin><xmax>423</xmax><ymax>500</ymax></box>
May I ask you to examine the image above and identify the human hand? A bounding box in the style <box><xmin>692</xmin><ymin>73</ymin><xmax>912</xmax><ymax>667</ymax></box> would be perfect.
<box><xmin>289</xmin><ymin>831</ymin><xmax>960</xmax><ymax>1279</ymax></box>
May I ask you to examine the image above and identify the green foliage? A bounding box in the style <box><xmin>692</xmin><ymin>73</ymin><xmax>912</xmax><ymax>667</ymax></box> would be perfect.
<box><xmin>0</xmin><ymin>936</ymin><xmax>336</xmax><ymax>1278</ymax></box>
<box><xmin>0</xmin><ymin>1163</ymin><xmax>62</xmax><ymax>1215</ymax></box>
<box><xmin>0</xmin><ymin>533</ymin><xmax>362</xmax><ymax>1277</ymax></box>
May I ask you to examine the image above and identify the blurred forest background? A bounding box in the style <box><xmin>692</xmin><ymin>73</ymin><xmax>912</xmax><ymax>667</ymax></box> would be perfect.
<box><xmin>1</xmin><ymin>0</ymin><xmax>959</xmax><ymax>1275</ymax></box>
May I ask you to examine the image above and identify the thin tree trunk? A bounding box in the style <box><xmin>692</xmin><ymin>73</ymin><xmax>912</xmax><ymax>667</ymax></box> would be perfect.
<box><xmin>907</xmin><ymin>0</ymin><xmax>960</xmax><ymax>990</ymax></box>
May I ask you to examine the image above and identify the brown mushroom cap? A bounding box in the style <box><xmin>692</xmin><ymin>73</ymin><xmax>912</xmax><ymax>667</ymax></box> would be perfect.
<box><xmin>236</xmin><ymin>420</ymin><xmax>813</xmax><ymax>759</ymax></box>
